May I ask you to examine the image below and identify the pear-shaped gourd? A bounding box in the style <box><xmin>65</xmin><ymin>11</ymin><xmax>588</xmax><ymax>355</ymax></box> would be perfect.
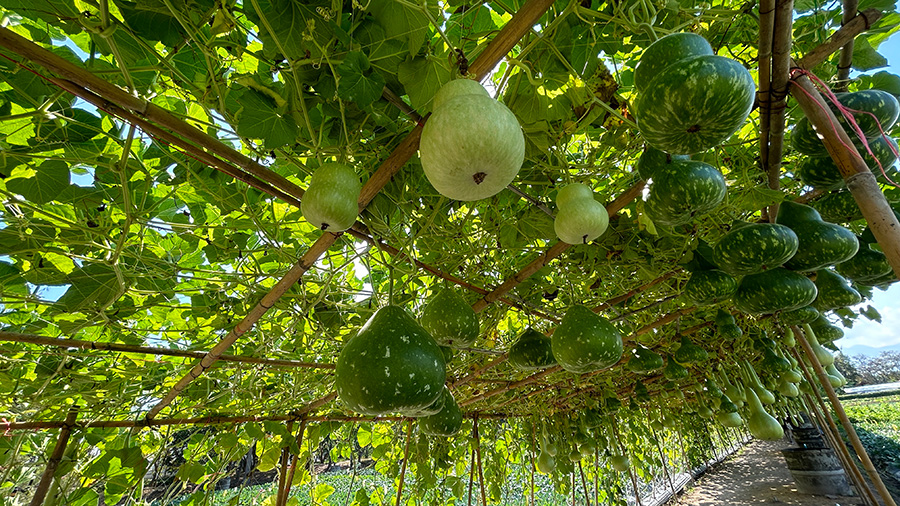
<box><xmin>825</xmin><ymin>363</ymin><xmax>847</xmax><ymax>387</ymax></box>
<box><xmin>635</xmin><ymin>145</ymin><xmax>691</xmax><ymax>180</ymax></box>
<box><xmin>301</xmin><ymin>163</ymin><xmax>362</xmax><ymax>232</ymax></box>
<box><xmin>335</xmin><ymin>306</ymin><xmax>446</xmax><ymax>416</ymax></box>
<box><xmin>663</xmin><ymin>354</ymin><xmax>690</xmax><ymax>381</ymax></box>
<box><xmin>508</xmin><ymin>328</ymin><xmax>557</xmax><ymax>370</ymax></box>
<box><xmin>779</xmin><ymin>306</ymin><xmax>819</xmax><ymax>326</ymax></box>
<box><xmin>716</xmin><ymin>310</ymin><xmax>743</xmax><ymax>340</ymax></box>
<box><xmin>717</xmin><ymin>410</ymin><xmax>744</xmax><ymax>427</ymax></box>
<box><xmin>836</xmin><ymin>242</ymin><xmax>893</xmax><ymax>284</ymax></box>
<box><xmin>683</xmin><ymin>269</ymin><xmax>737</xmax><ymax>305</ymax></box>
<box><xmin>420</xmin><ymin>288</ymin><xmax>479</xmax><ymax>348</ymax></box>
<box><xmin>610</xmin><ymin>455</ymin><xmax>630</xmax><ymax>472</ymax></box>
<box><xmin>812</xmin><ymin>269</ymin><xmax>861</xmax><ymax>311</ymax></box>
<box><xmin>568</xmin><ymin>448</ymin><xmax>583</xmax><ymax>462</ymax></box>
<box><xmin>712</xmin><ymin>223</ymin><xmax>799</xmax><ymax>275</ymax></box>
<box><xmin>801</xmin><ymin>324</ymin><xmax>834</xmax><ymax>367</ymax></box>
<box><xmin>808</xmin><ymin>315</ymin><xmax>844</xmax><ymax>343</ymax></box>
<box><xmin>554</xmin><ymin>183</ymin><xmax>610</xmax><ymax>244</ymax></box>
<box><xmin>778</xmin><ymin>379</ymin><xmax>800</xmax><ymax>397</ymax></box>
<box><xmin>536</xmin><ymin>451</ymin><xmax>556</xmax><ymax>474</ymax></box>
<box><xmin>626</xmin><ymin>345</ymin><xmax>665</xmax><ymax>374</ymax></box>
<box><xmin>420</xmin><ymin>79</ymin><xmax>525</xmax><ymax>201</ymax></box>
<box><xmin>551</xmin><ymin>305</ymin><xmax>623</xmax><ymax>374</ymax></box>
<box><xmin>420</xmin><ymin>386</ymin><xmax>463</xmax><ymax>436</ymax></box>
<box><xmin>776</xmin><ymin>201</ymin><xmax>859</xmax><ymax>272</ymax></box>
<box><xmin>645</xmin><ymin>160</ymin><xmax>727</xmax><ymax>226</ymax></box>
<box><xmin>761</xmin><ymin>347</ymin><xmax>791</xmax><ymax>375</ymax></box>
<box><xmin>745</xmin><ymin>387</ymin><xmax>784</xmax><ymax>441</ymax></box>
<box><xmin>733</xmin><ymin>268</ymin><xmax>818</xmax><ymax>315</ymax></box>
<box><xmin>674</xmin><ymin>335</ymin><xmax>708</xmax><ymax>364</ymax></box>
<box><xmin>782</xmin><ymin>368</ymin><xmax>803</xmax><ymax>384</ymax></box>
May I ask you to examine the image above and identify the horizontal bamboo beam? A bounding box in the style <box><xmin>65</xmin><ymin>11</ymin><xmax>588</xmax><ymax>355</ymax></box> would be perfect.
<box><xmin>795</xmin><ymin>9</ymin><xmax>882</xmax><ymax>69</ymax></box>
<box><xmin>0</xmin><ymin>331</ymin><xmax>334</xmax><ymax>369</ymax></box>
<box><xmin>5</xmin><ymin>411</ymin><xmax>516</xmax><ymax>431</ymax></box>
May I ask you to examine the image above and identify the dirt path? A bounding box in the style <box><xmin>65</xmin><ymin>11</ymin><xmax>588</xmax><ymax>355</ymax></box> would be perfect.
<box><xmin>668</xmin><ymin>440</ymin><xmax>864</xmax><ymax>506</ymax></box>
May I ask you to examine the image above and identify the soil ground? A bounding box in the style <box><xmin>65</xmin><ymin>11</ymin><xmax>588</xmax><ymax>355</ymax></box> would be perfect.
<box><xmin>668</xmin><ymin>440</ymin><xmax>867</xmax><ymax>506</ymax></box>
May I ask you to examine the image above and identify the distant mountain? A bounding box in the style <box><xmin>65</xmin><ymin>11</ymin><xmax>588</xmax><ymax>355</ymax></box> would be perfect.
<box><xmin>840</xmin><ymin>343</ymin><xmax>900</xmax><ymax>357</ymax></box>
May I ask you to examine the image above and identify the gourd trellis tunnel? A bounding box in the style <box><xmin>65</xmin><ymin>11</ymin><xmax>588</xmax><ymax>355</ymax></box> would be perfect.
<box><xmin>0</xmin><ymin>0</ymin><xmax>899</xmax><ymax>504</ymax></box>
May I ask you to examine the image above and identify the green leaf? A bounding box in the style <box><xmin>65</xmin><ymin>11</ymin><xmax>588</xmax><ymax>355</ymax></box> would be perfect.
<box><xmin>312</xmin><ymin>483</ymin><xmax>336</xmax><ymax>502</ymax></box>
<box><xmin>244</xmin><ymin>0</ymin><xmax>333</xmax><ymax>60</ymax></box>
<box><xmin>257</xmin><ymin>444</ymin><xmax>281</xmax><ymax>472</ymax></box>
<box><xmin>337</xmin><ymin>51</ymin><xmax>386</xmax><ymax>107</ymax></box>
<box><xmin>236</xmin><ymin>89</ymin><xmax>298</xmax><ymax>149</ymax></box>
<box><xmin>6</xmin><ymin>160</ymin><xmax>70</xmax><ymax>205</ymax></box>
<box><xmin>852</xmin><ymin>38</ymin><xmax>888</xmax><ymax>71</ymax></box>
<box><xmin>861</xmin><ymin>305</ymin><xmax>881</xmax><ymax>322</ymax></box>
<box><xmin>857</xmin><ymin>71</ymin><xmax>900</xmax><ymax>96</ymax></box>
<box><xmin>112</xmin><ymin>0</ymin><xmax>186</xmax><ymax>47</ymax></box>
<box><xmin>367</xmin><ymin>0</ymin><xmax>434</xmax><ymax>56</ymax></box>
<box><xmin>56</xmin><ymin>263</ymin><xmax>121</xmax><ymax>312</ymax></box>
<box><xmin>397</xmin><ymin>55</ymin><xmax>452</xmax><ymax>114</ymax></box>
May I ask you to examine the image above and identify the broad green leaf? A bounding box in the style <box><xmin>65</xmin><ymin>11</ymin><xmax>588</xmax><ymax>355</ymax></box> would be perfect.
<box><xmin>857</xmin><ymin>71</ymin><xmax>900</xmax><ymax>96</ymax></box>
<box><xmin>257</xmin><ymin>444</ymin><xmax>281</xmax><ymax>472</ymax></box>
<box><xmin>397</xmin><ymin>55</ymin><xmax>452</xmax><ymax>114</ymax></box>
<box><xmin>367</xmin><ymin>0</ymin><xmax>435</xmax><ymax>56</ymax></box>
<box><xmin>235</xmin><ymin>89</ymin><xmax>299</xmax><ymax>149</ymax></box>
<box><xmin>313</xmin><ymin>483</ymin><xmax>336</xmax><ymax>502</ymax></box>
<box><xmin>861</xmin><ymin>305</ymin><xmax>882</xmax><ymax>322</ymax></box>
<box><xmin>852</xmin><ymin>38</ymin><xmax>888</xmax><ymax>71</ymax></box>
<box><xmin>113</xmin><ymin>0</ymin><xmax>186</xmax><ymax>47</ymax></box>
<box><xmin>337</xmin><ymin>51</ymin><xmax>386</xmax><ymax>107</ymax></box>
<box><xmin>245</xmin><ymin>0</ymin><xmax>333</xmax><ymax>60</ymax></box>
<box><xmin>56</xmin><ymin>263</ymin><xmax>121</xmax><ymax>312</ymax></box>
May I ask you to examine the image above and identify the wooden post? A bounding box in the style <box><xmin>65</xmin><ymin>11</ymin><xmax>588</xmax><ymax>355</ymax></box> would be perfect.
<box><xmin>579</xmin><ymin>461</ymin><xmax>592</xmax><ymax>506</ymax></box>
<box><xmin>473</xmin><ymin>417</ymin><xmax>487</xmax><ymax>506</ymax></box>
<box><xmin>758</xmin><ymin>0</ymin><xmax>775</xmax><ymax>220</ymax></box>
<box><xmin>789</xmin><ymin>73</ymin><xmax>900</xmax><ymax>275</ymax></box>
<box><xmin>274</xmin><ymin>420</ymin><xmax>294</xmax><ymax>506</ymax></box>
<box><xmin>793</xmin><ymin>326</ymin><xmax>898</xmax><ymax>506</ymax></box>
<box><xmin>835</xmin><ymin>0</ymin><xmax>860</xmax><ymax>90</ymax></box>
<box><xmin>278</xmin><ymin>419</ymin><xmax>308</xmax><ymax>506</ymax></box>
<box><xmin>395</xmin><ymin>420</ymin><xmax>413</xmax><ymax>506</ymax></box>
<box><xmin>29</xmin><ymin>407</ymin><xmax>77</xmax><ymax>506</ymax></box>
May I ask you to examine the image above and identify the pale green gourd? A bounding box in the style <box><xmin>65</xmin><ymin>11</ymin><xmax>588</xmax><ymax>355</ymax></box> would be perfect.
<box><xmin>782</xmin><ymin>368</ymin><xmax>803</xmax><ymax>384</ymax></box>
<box><xmin>777</xmin><ymin>379</ymin><xmax>799</xmax><ymax>397</ymax></box>
<box><xmin>554</xmin><ymin>183</ymin><xmax>610</xmax><ymax>244</ymax></box>
<box><xmin>825</xmin><ymin>363</ymin><xmax>846</xmax><ymax>387</ymax></box>
<box><xmin>802</xmin><ymin>324</ymin><xmax>834</xmax><ymax>366</ymax></box>
<box><xmin>782</xmin><ymin>328</ymin><xmax>796</xmax><ymax>347</ymax></box>
<box><xmin>610</xmin><ymin>455</ymin><xmax>630</xmax><ymax>472</ymax></box>
<box><xmin>716</xmin><ymin>410</ymin><xmax>743</xmax><ymax>427</ymax></box>
<box><xmin>745</xmin><ymin>387</ymin><xmax>784</xmax><ymax>440</ymax></box>
<box><xmin>537</xmin><ymin>451</ymin><xmax>556</xmax><ymax>474</ymax></box>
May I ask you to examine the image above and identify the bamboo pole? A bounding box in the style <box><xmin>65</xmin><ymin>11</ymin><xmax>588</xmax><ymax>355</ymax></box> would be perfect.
<box><xmin>793</xmin><ymin>326</ymin><xmax>897</xmax><ymax>506</ymax></box>
<box><xmin>0</xmin><ymin>331</ymin><xmax>334</xmax><ymax>369</ymax></box>
<box><xmin>789</xmin><ymin>73</ymin><xmax>900</xmax><ymax>275</ymax></box>
<box><xmin>395</xmin><ymin>420</ymin><xmax>413</xmax><ymax>506</ymax></box>
<box><xmin>278</xmin><ymin>419</ymin><xmax>308</xmax><ymax>506</ymax></box>
<box><xmin>758</xmin><ymin>0</ymin><xmax>776</xmax><ymax>220</ymax></box>
<box><xmin>592</xmin><ymin>271</ymin><xmax>678</xmax><ymax>312</ymax></box>
<box><xmin>765</xmin><ymin>0</ymin><xmax>795</xmax><ymax>219</ymax></box>
<box><xmin>579</xmin><ymin>461</ymin><xmax>592</xmax><ymax>506</ymax></box>
<box><xmin>473</xmin><ymin>417</ymin><xmax>487</xmax><ymax>506</ymax></box>
<box><xmin>29</xmin><ymin>407</ymin><xmax>78</xmax><ymax>506</ymax></box>
<box><xmin>274</xmin><ymin>420</ymin><xmax>294</xmax><ymax>506</ymax></box>
<box><xmin>5</xmin><ymin>411</ymin><xmax>516</xmax><ymax>432</ymax></box>
<box><xmin>458</xmin><ymin>366</ymin><xmax>563</xmax><ymax>407</ymax></box>
<box><xmin>836</xmin><ymin>0</ymin><xmax>861</xmax><ymax>91</ymax></box>
<box><xmin>793</xmin><ymin>353</ymin><xmax>879</xmax><ymax>506</ymax></box>
<box><xmin>801</xmin><ymin>393</ymin><xmax>878</xmax><ymax>506</ymax></box>
<box><xmin>795</xmin><ymin>9</ymin><xmax>882</xmax><ymax>69</ymax></box>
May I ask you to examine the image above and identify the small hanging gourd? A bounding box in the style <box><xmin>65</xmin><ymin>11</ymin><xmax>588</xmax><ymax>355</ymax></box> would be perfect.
<box><xmin>420</xmin><ymin>287</ymin><xmax>480</xmax><ymax>348</ymax></box>
<box><xmin>673</xmin><ymin>335</ymin><xmax>708</xmax><ymax>364</ymax></box>
<box><xmin>552</xmin><ymin>305</ymin><xmax>623</xmax><ymax>374</ymax></box>
<box><xmin>554</xmin><ymin>183</ymin><xmax>610</xmax><ymax>244</ymax></box>
<box><xmin>301</xmin><ymin>162</ymin><xmax>362</xmax><ymax>232</ymax></box>
<box><xmin>802</xmin><ymin>323</ymin><xmax>835</xmax><ymax>367</ymax></box>
<box><xmin>745</xmin><ymin>387</ymin><xmax>785</xmax><ymax>441</ymax></box>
